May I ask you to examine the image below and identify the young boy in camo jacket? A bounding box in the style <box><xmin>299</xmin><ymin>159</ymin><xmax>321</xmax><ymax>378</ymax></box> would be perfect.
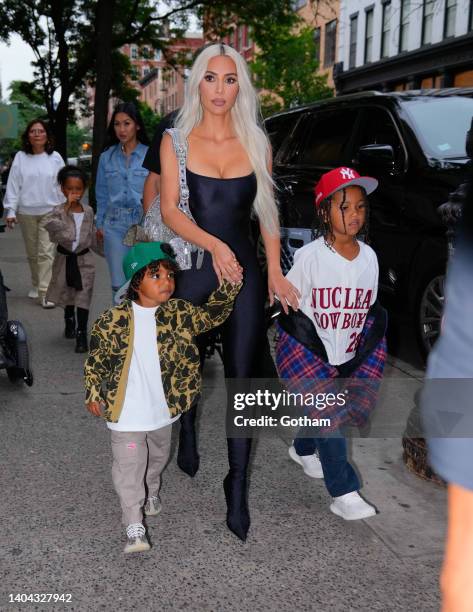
<box><xmin>84</xmin><ymin>241</ymin><xmax>241</xmax><ymax>553</ymax></box>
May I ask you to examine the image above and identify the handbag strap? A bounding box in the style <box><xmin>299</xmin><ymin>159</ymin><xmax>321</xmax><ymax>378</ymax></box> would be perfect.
<box><xmin>165</xmin><ymin>127</ymin><xmax>204</xmax><ymax>269</ymax></box>
<box><xmin>165</xmin><ymin>128</ymin><xmax>190</xmax><ymax>213</ymax></box>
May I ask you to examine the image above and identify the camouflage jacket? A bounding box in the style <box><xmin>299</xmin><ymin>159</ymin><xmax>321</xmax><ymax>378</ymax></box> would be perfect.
<box><xmin>84</xmin><ymin>280</ymin><xmax>241</xmax><ymax>422</ymax></box>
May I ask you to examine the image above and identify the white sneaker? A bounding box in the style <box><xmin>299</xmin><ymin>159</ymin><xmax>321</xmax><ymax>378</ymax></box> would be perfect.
<box><xmin>40</xmin><ymin>296</ymin><xmax>55</xmax><ymax>309</ymax></box>
<box><xmin>330</xmin><ymin>491</ymin><xmax>377</xmax><ymax>520</ymax></box>
<box><xmin>144</xmin><ymin>495</ymin><xmax>162</xmax><ymax>517</ymax></box>
<box><xmin>28</xmin><ymin>287</ymin><xmax>39</xmax><ymax>299</ymax></box>
<box><xmin>288</xmin><ymin>444</ymin><xmax>323</xmax><ymax>478</ymax></box>
<box><xmin>124</xmin><ymin>523</ymin><xmax>150</xmax><ymax>554</ymax></box>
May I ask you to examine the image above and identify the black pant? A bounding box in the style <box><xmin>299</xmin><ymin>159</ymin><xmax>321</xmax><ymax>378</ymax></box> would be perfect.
<box><xmin>0</xmin><ymin>269</ymin><xmax>8</xmax><ymax>342</ymax></box>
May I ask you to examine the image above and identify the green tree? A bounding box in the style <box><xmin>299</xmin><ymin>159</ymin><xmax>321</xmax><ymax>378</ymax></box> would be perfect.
<box><xmin>251</xmin><ymin>22</ymin><xmax>333</xmax><ymax>117</ymax></box>
<box><xmin>0</xmin><ymin>81</ymin><xmax>46</xmax><ymax>156</ymax></box>
<box><xmin>1</xmin><ymin>80</ymin><xmax>90</xmax><ymax>160</ymax></box>
<box><xmin>0</xmin><ymin>0</ymin><xmax>295</xmax><ymax>160</ymax></box>
<box><xmin>66</xmin><ymin>123</ymin><xmax>91</xmax><ymax>159</ymax></box>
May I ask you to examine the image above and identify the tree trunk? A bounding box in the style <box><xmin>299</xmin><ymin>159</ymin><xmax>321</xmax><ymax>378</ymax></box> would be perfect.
<box><xmin>53</xmin><ymin>100</ymin><xmax>69</xmax><ymax>161</ymax></box>
<box><xmin>91</xmin><ymin>0</ymin><xmax>116</xmax><ymax>208</ymax></box>
<box><xmin>50</xmin><ymin>2</ymin><xmax>71</xmax><ymax>161</ymax></box>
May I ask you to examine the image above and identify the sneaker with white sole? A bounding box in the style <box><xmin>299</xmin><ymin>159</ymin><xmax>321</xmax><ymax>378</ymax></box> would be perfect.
<box><xmin>288</xmin><ymin>444</ymin><xmax>324</xmax><ymax>478</ymax></box>
<box><xmin>28</xmin><ymin>287</ymin><xmax>39</xmax><ymax>299</ymax></box>
<box><xmin>330</xmin><ymin>491</ymin><xmax>376</xmax><ymax>520</ymax></box>
<box><xmin>144</xmin><ymin>495</ymin><xmax>162</xmax><ymax>517</ymax></box>
<box><xmin>124</xmin><ymin>523</ymin><xmax>150</xmax><ymax>554</ymax></box>
<box><xmin>40</xmin><ymin>296</ymin><xmax>55</xmax><ymax>309</ymax></box>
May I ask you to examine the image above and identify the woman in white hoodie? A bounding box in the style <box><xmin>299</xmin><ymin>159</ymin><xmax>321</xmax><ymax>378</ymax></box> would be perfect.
<box><xmin>4</xmin><ymin>119</ymin><xmax>64</xmax><ymax>307</ymax></box>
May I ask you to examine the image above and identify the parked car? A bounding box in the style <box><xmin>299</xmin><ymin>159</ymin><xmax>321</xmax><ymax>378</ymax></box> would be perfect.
<box><xmin>266</xmin><ymin>88</ymin><xmax>473</xmax><ymax>357</ymax></box>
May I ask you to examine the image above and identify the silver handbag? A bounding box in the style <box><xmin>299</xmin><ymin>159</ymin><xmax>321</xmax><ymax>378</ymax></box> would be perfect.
<box><xmin>142</xmin><ymin>128</ymin><xmax>204</xmax><ymax>270</ymax></box>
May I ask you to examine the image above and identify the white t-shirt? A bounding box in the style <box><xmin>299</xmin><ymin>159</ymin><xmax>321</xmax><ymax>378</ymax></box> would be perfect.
<box><xmin>286</xmin><ymin>237</ymin><xmax>379</xmax><ymax>366</ymax></box>
<box><xmin>4</xmin><ymin>151</ymin><xmax>65</xmax><ymax>216</ymax></box>
<box><xmin>107</xmin><ymin>302</ymin><xmax>180</xmax><ymax>432</ymax></box>
<box><xmin>71</xmin><ymin>212</ymin><xmax>84</xmax><ymax>252</ymax></box>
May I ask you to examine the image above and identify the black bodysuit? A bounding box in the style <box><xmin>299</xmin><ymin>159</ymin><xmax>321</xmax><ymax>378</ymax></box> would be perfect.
<box><xmin>173</xmin><ymin>168</ymin><xmax>266</xmax><ymax>377</ymax></box>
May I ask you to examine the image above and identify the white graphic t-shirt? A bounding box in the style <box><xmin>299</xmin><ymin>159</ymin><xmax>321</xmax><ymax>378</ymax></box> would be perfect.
<box><xmin>107</xmin><ymin>302</ymin><xmax>180</xmax><ymax>431</ymax></box>
<box><xmin>286</xmin><ymin>237</ymin><xmax>379</xmax><ymax>366</ymax></box>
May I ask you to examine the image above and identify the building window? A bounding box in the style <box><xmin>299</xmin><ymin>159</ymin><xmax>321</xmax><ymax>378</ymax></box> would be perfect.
<box><xmin>247</xmin><ymin>27</ymin><xmax>253</xmax><ymax>48</ymax></box>
<box><xmin>349</xmin><ymin>15</ymin><xmax>358</xmax><ymax>69</ymax></box>
<box><xmin>237</xmin><ymin>26</ymin><xmax>243</xmax><ymax>51</ymax></box>
<box><xmin>444</xmin><ymin>0</ymin><xmax>457</xmax><ymax>38</ymax></box>
<box><xmin>422</xmin><ymin>0</ymin><xmax>435</xmax><ymax>45</ymax></box>
<box><xmin>364</xmin><ymin>8</ymin><xmax>374</xmax><ymax>64</ymax></box>
<box><xmin>324</xmin><ymin>19</ymin><xmax>337</xmax><ymax>67</ymax></box>
<box><xmin>131</xmin><ymin>45</ymin><xmax>138</xmax><ymax>59</ymax></box>
<box><xmin>155</xmin><ymin>49</ymin><xmax>162</xmax><ymax>61</ymax></box>
<box><xmin>292</xmin><ymin>0</ymin><xmax>307</xmax><ymax>9</ymax></box>
<box><xmin>142</xmin><ymin>45</ymin><xmax>150</xmax><ymax>58</ymax></box>
<box><xmin>399</xmin><ymin>0</ymin><xmax>410</xmax><ymax>52</ymax></box>
<box><xmin>313</xmin><ymin>27</ymin><xmax>321</xmax><ymax>64</ymax></box>
<box><xmin>381</xmin><ymin>1</ymin><xmax>391</xmax><ymax>58</ymax></box>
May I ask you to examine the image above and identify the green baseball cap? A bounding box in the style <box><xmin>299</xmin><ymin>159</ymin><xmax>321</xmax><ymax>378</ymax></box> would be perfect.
<box><xmin>122</xmin><ymin>241</ymin><xmax>176</xmax><ymax>281</ymax></box>
<box><xmin>114</xmin><ymin>242</ymin><xmax>176</xmax><ymax>305</ymax></box>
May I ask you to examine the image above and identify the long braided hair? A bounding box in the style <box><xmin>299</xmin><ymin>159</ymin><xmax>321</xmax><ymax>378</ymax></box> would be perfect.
<box><xmin>314</xmin><ymin>187</ymin><xmax>370</xmax><ymax>250</ymax></box>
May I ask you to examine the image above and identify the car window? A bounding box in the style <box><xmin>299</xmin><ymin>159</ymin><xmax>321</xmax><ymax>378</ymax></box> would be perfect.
<box><xmin>402</xmin><ymin>97</ymin><xmax>473</xmax><ymax>158</ymax></box>
<box><xmin>282</xmin><ymin>109</ymin><xmax>359</xmax><ymax>167</ymax></box>
<box><xmin>356</xmin><ymin>107</ymin><xmax>405</xmax><ymax>163</ymax></box>
<box><xmin>265</xmin><ymin>113</ymin><xmax>302</xmax><ymax>157</ymax></box>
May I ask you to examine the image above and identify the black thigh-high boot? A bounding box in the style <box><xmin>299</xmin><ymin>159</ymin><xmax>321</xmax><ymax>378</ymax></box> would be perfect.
<box><xmin>177</xmin><ymin>404</ymin><xmax>199</xmax><ymax>476</ymax></box>
<box><xmin>223</xmin><ymin>437</ymin><xmax>251</xmax><ymax>541</ymax></box>
<box><xmin>177</xmin><ymin>333</ymin><xmax>209</xmax><ymax>477</ymax></box>
<box><xmin>75</xmin><ymin>307</ymin><xmax>89</xmax><ymax>353</ymax></box>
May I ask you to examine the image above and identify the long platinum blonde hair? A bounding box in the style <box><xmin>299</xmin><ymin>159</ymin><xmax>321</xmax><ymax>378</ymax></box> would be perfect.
<box><xmin>175</xmin><ymin>43</ymin><xmax>279</xmax><ymax>235</ymax></box>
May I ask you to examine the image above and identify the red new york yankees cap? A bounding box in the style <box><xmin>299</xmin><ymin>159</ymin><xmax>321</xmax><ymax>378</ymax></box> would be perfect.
<box><xmin>314</xmin><ymin>167</ymin><xmax>378</xmax><ymax>208</ymax></box>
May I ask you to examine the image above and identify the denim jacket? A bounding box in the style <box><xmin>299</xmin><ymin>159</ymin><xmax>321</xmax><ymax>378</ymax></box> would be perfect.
<box><xmin>95</xmin><ymin>142</ymin><xmax>149</xmax><ymax>230</ymax></box>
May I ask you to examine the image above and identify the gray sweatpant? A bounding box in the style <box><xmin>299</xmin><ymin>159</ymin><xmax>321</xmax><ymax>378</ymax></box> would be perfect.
<box><xmin>110</xmin><ymin>425</ymin><xmax>172</xmax><ymax>526</ymax></box>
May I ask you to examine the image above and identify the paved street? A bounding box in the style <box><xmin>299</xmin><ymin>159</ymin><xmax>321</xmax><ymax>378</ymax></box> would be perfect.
<box><xmin>0</xmin><ymin>228</ymin><xmax>445</xmax><ymax>612</ymax></box>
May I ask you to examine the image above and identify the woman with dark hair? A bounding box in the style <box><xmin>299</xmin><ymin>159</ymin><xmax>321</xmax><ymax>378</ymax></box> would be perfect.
<box><xmin>4</xmin><ymin>118</ymin><xmax>64</xmax><ymax>307</ymax></box>
<box><xmin>95</xmin><ymin>102</ymin><xmax>150</xmax><ymax>298</ymax></box>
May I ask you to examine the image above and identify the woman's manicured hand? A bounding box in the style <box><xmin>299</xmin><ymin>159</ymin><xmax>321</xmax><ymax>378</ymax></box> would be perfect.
<box><xmin>210</xmin><ymin>240</ymin><xmax>243</xmax><ymax>285</ymax></box>
<box><xmin>268</xmin><ymin>267</ymin><xmax>300</xmax><ymax>314</ymax></box>
<box><xmin>96</xmin><ymin>228</ymin><xmax>104</xmax><ymax>242</ymax></box>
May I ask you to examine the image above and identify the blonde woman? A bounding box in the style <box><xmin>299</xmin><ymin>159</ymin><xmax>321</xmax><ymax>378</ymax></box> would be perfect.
<box><xmin>160</xmin><ymin>43</ymin><xmax>299</xmax><ymax>541</ymax></box>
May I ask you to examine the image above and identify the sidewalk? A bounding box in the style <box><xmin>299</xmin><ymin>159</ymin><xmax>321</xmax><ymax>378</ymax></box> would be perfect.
<box><xmin>0</xmin><ymin>228</ymin><xmax>445</xmax><ymax>611</ymax></box>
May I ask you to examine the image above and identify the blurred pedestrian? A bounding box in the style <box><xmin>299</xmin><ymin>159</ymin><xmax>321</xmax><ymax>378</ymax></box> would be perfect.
<box><xmin>422</xmin><ymin>123</ymin><xmax>473</xmax><ymax>612</ymax></box>
<box><xmin>44</xmin><ymin>165</ymin><xmax>101</xmax><ymax>353</ymax></box>
<box><xmin>276</xmin><ymin>167</ymin><xmax>387</xmax><ymax>520</ymax></box>
<box><xmin>95</xmin><ymin>102</ymin><xmax>149</xmax><ymax>300</ymax></box>
<box><xmin>141</xmin><ymin>110</ymin><xmax>178</xmax><ymax>212</ymax></box>
<box><xmin>84</xmin><ymin>241</ymin><xmax>241</xmax><ymax>553</ymax></box>
<box><xmin>3</xmin><ymin>119</ymin><xmax>64</xmax><ymax>307</ymax></box>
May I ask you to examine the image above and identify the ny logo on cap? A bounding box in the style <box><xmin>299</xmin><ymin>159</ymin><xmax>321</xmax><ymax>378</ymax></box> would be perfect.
<box><xmin>340</xmin><ymin>167</ymin><xmax>355</xmax><ymax>180</ymax></box>
<box><xmin>130</xmin><ymin>262</ymin><xmax>138</xmax><ymax>269</ymax></box>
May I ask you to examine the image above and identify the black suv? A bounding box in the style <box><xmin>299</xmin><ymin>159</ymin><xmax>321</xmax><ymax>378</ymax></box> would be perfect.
<box><xmin>266</xmin><ymin>89</ymin><xmax>473</xmax><ymax>356</ymax></box>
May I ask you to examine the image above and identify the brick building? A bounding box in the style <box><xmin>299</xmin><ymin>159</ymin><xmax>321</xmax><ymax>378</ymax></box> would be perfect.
<box><xmin>294</xmin><ymin>0</ymin><xmax>340</xmax><ymax>89</ymax></box>
<box><xmin>122</xmin><ymin>34</ymin><xmax>204</xmax><ymax>115</ymax></box>
<box><xmin>221</xmin><ymin>25</ymin><xmax>256</xmax><ymax>62</ymax></box>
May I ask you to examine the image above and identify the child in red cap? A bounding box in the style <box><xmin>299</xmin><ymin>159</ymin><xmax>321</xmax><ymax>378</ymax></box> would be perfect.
<box><xmin>276</xmin><ymin>167</ymin><xmax>387</xmax><ymax>520</ymax></box>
